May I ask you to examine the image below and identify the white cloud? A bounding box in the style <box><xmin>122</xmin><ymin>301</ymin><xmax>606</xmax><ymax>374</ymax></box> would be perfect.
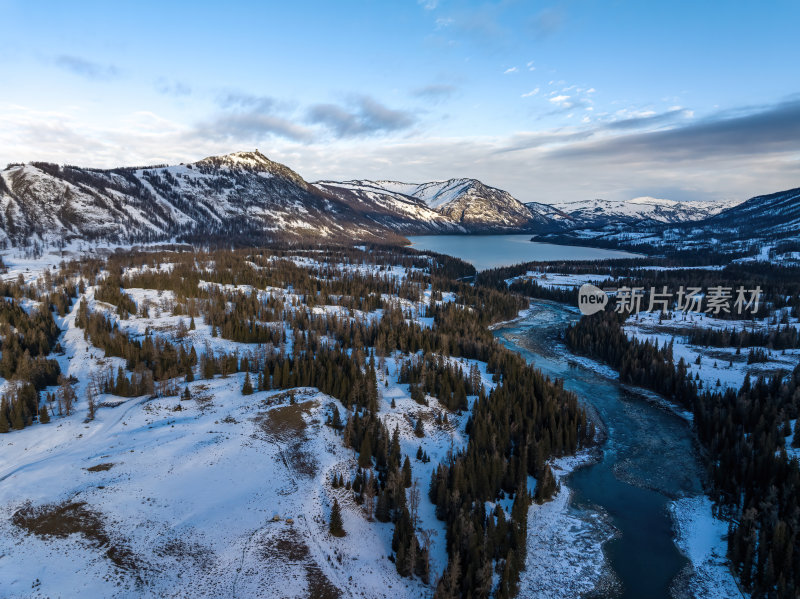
<box><xmin>526</xmin><ymin>61</ymin><xmax>536</xmax><ymax>71</ymax></box>
<box><xmin>503</xmin><ymin>66</ymin><xmax>518</xmax><ymax>74</ymax></box>
<box><xmin>521</xmin><ymin>88</ymin><xmax>540</xmax><ymax>98</ymax></box>
<box><xmin>549</xmin><ymin>95</ymin><xmax>570</xmax><ymax>104</ymax></box>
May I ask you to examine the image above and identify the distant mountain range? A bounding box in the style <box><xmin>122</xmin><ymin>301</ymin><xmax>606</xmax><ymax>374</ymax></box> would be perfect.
<box><xmin>537</xmin><ymin>196</ymin><xmax>738</xmax><ymax>228</ymax></box>
<box><xmin>533</xmin><ymin>187</ymin><xmax>800</xmax><ymax>259</ymax></box>
<box><xmin>0</xmin><ymin>150</ymin><xmax>795</xmax><ymax>254</ymax></box>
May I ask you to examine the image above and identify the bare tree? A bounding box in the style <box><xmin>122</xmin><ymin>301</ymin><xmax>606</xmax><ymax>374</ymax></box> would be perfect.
<box><xmin>418</xmin><ymin>527</ymin><xmax>437</xmax><ymax>555</ymax></box>
<box><xmin>88</xmin><ymin>369</ymin><xmax>105</xmax><ymax>398</ymax></box>
<box><xmin>175</xmin><ymin>318</ymin><xmax>188</xmax><ymax>339</ymax></box>
<box><xmin>58</xmin><ymin>375</ymin><xmax>76</xmax><ymax>416</ymax></box>
<box><xmin>86</xmin><ymin>384</ymin><xmax>96</xmax><ymax>421</ymax></box>
<box><xmin>362</xmin><ymin>471</ymin><xmax>376</xmax><ymax>520</ymax></box>
<box><xmin>408</xmin><ymin>478</ymin><xmax>422</xmax><ymax>529</ymax></box>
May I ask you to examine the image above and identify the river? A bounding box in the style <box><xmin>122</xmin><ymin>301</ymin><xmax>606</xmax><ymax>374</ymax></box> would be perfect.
<box><xmin>494</xmin><ymin>300</ymin><xmax>730</xmax><ymax>599</ymax></box>
<box><xmin>409</xmin><ymin>234</ymin><xmax>736</xmax><ymax>597</ymax></box>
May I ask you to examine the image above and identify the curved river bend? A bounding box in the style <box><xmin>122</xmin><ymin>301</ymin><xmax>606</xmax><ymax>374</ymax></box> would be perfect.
<box><xmin>495</xmin><ymin>300</ymin><xmax>707</xmax><ymax>599</ymax></box>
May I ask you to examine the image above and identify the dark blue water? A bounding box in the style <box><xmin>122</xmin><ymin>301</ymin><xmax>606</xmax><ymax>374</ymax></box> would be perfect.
<box><xmin>407</xmin><ymin>234</ymin><xmax>641</xmax><ymax>271</ymax></box>
<box><xmin>495</xmin><ymin>301</ymin><xmax>703</xmax><ymax>599</ymax></box>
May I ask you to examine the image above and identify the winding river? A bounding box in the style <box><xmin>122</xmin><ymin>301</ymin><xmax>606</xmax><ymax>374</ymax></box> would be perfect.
<box><xmin>495</xmin><ymin>300</ymin><xmax>707</xmax><ymax>598</ymax></box>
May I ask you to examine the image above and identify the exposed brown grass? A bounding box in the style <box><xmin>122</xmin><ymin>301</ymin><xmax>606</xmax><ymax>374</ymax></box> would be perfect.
<box><xmin>12</xmin><ymin>500</ymin><xmax>140</xmax><ymax>572</ymax></box>
<box><xmin>86</xmin><ymin>462</ymin><xmax>115</xmax><ymax>472</ymax></box>
<box><xmin>256</xmin><ymin>399</ymin><xmax>317</xmax><ymax>442</ymax></box>
<box><xmin>259</xmin><ymin>530</ymin><xmax>341</xmax><ymax>599</ymax></box>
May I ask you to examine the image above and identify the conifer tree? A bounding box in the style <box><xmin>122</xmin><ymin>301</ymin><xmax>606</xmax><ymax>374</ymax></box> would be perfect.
<box><xmin>402</xmin><ymin>456</ymin><xmax>412</xmax><ymax>488</ymax></box>
<box><xmin>11</xmin><ymin>408</ymin><xmax>24</xmax><ymax>430</ymax></box>
<box><xmin>241</xmin><ymin>372</ymin><xmax>253</xmax><ymax>395</ymax></box>
<box><xmin>375</xmin><ymin>487</ymin><xmax>391</xmax><ymax>522</ymax></box>
<box><xmin>358</xmin><ymin>435</ymin><xmax>372</xmax><ymax>468</ymax></box>
<box><xmin>39</xmin><ymin>403</ymin><xmax>50</xmax><ymax>424</ymax></box>
<box><xmin>434</xmin><ymin>550</ymin><xmax>461</xmax><ymax>599</ymax></box>
<box><xmin>329</xmin><ymin>498</ymin><xmax>345</xmax><ymax>537</ymax></box>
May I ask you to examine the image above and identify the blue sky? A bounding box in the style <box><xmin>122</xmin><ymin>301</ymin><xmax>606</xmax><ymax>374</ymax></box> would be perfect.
<box><xmin>1</xmin><ymin>0</ymin><xmax>798</xmax><ymax>204</ymax></box>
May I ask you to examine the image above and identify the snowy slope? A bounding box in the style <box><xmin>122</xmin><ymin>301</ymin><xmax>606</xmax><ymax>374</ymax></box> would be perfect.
<box><xmin>318</xmin><ymin>178</ymin><xmax>539</xmax><ymax>232</ymax></box>
<box><xmin>0</xmin><ymin>151</ymin><xmax>409</xmax><ymax>247</ymax></box>
<box><xmin>313</xmin><ymin>180</ymin><xmax>466</xmax><ymax>234</ymax></box>
<box><xmin>524</xmin><ymin>201</ymin><xmax>573</xmax><ymax>222</ymax></box>
<box><xmin>0</xmin><ymin>251</ymin><xmax>498</xmax><ymax>599</ymax></box>
<box><xmin>553</xmin><ymin>196</ymin><xmax>737</xmax><ymax>228</ymax></box>
<box><xmin>701</xmin><ymin>186</ymin><xmax>800</xmax><ymax>238</ymax></box>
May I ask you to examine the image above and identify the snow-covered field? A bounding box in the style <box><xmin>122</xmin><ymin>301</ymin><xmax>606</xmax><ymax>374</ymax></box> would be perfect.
<box><xmin>507</xmin><ymin>271</ymin><xmax>612</xmax><ymax>290</ymax></box>
<box><xmin>624</xmin><ymin>309</ymin><xmax>800</xmax><ymax>393</ymax></box>
<box><xmin>1</xmin><ymin>363</ymin><xmax>475</xmax><ymax>598</ymax></box>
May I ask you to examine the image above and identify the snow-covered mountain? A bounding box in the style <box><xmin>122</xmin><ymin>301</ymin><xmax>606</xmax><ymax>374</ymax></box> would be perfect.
<box><xmin>523</xmin><ymin>201</ymin><xmax>573</xmax><ymax>222</ymax></box>
<box><xmin>700</xmin><ymin>187</ymin><xmax>800</xmax><ymax>239</ymax></box>
<box><xmin>532</xmin><ymin>187</ymin><xmax>800</xmax><ymax>258</ymax></box>
<box><xmin>316</xmin><ymin>178</ymin><xmax>538</xmax><ymax>232</ymax></box>
<box><xmin>312</xmin><ymin>180</ymin><xmax>466</xmax><ymax>234</ymax></box>
<box><xmin>1</xmin><ymin>149</ymin><xmax>790</xmax><ymax>251</ymax></box>
<box><xmin>0</xmin><ymin>153</ymin><xmax>545</xmax><ymax>247</ymax></box>
<box><xmin>661</xmin><ymin>186</ymin><xmax>800</xmax><ymax>258</ymax></box>
<box><xmin>0</xmin><ymin>151</ymin><xmax>411</xmax><ymax>247</ymax></box>
<box><xmin>548</xmin><ymin>196</ymin><xmax>737</xmax><ymax>229</ymax></box>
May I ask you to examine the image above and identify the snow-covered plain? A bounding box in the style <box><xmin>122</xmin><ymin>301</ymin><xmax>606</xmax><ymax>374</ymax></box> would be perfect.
<box><xmin>507</xmin><ymin>271</ymin><xmax>613</xmax><ymax>290</ymax></box>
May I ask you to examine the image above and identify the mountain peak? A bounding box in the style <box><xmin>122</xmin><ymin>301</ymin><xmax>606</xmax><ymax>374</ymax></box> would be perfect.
<box><xmin>193</xmin><ymin>150</ymin><xmax>309</xmax><ymax>189</ymax></box>
<box><xmin>194</xmin><ymin>149</ymin><xmax>272</xmax><ymax>169</ymax></box>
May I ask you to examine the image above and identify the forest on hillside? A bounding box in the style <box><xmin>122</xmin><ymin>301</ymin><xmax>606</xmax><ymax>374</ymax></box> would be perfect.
<box><xmin>0</xmin><ymin>243</ymin><xmax>589</xmax><ymax>599</ymax></box>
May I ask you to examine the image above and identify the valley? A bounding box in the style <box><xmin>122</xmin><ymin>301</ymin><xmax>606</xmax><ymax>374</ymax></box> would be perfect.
<box><xmin>1</xmin><ymin>233</ymin><xmax>798</xmax><ymax>598</ymax></box>
<box><xmin>4</xmin><ymin>2</ymin><xmax>798</xmax><ymax>598</ymax></box>
<box><xmin>0</xmin><ymin>152</ymin><xmax>798</xmax><ymax>599</ymax></box>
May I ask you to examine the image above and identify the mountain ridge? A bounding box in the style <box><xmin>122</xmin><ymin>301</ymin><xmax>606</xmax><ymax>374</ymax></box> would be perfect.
<box><xmin>315</xmin><ymin>177</ymin><xmax>536</xmax><ymax>232</ymax></box>
<box><xmin>0</xmin><ymin>150</ymin><xmax>787</xmax><ymax>251</ymax></box>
